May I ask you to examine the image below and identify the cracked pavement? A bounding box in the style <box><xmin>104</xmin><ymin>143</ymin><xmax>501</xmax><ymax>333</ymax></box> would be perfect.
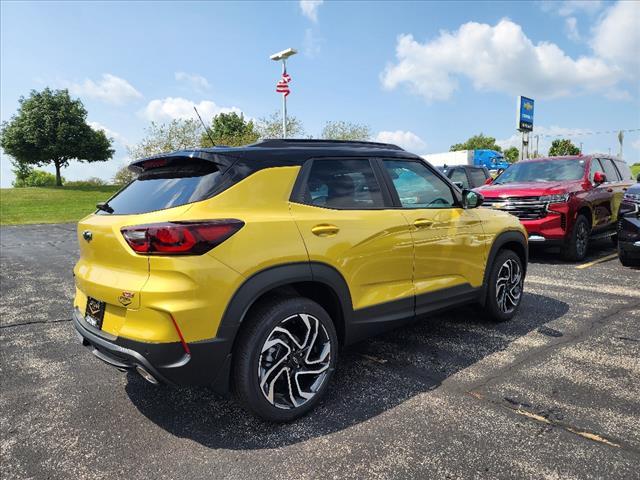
<box><xmin>1</xmin><ymin>224</ymin><xmax>639</xmax><ymax>479</ymax></box>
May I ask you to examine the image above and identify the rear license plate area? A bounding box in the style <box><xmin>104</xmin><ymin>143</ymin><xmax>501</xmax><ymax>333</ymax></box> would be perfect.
<box><xmin>85</xmin><ymin>297</ymin><xmax>106</xmax><ymax>329</ymax></box>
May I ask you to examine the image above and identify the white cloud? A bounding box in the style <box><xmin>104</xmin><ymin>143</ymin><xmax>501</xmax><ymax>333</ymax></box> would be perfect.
<box><xmin>175</xmin><ymin>72</ymin><xmax>211</xmax><ymax>92</ymax></box>
<box><xmin>303</xmin><ymin>28</ymin><xmax>323</xmax><ymax>57</ymax></box>
<box><xmin>375</xmin><ymin>130</ymin><xmax>426</xmax><ymax>152</ymax></box>
<box><xmin>591</xmin><ymin>0</ymin><xmax>640</xmax><ymax>78</ymax></box>
<box><xmin>565</xmin><ymin>17</ymin><xmax>580</xmax><ymax>42</ymax></box>
<box><xmin>381</xmin><ymin>19</ymin><xmax>621</xmax><ymax>102</ymax></box>
<box><xmin>299</xmin><ymin>0</ymin><xmax>323</xmax><ymax>22</ymax></box>
<box><xmin>69</xmin><ymin>74</ymin><xmax>142</xmax><ymax>105</ymax></box>
<box><xmin>142</xmin><ymin>97</ymin><xmax>242</xmax><ymax>122</ymax></box>
<box><xmin>604</xmin><ymin>89</ymin><xmax>632</xmax><ymax>101</ymax></box>
<box><xmin>632</xmin><ymin>138</ymin><xmax>640</xmax><ymax>151</ymax></box>
<box><xmin>88</xmin><ymin>121</ymin><xmax>128</xmax><ymax>146</ymax></box>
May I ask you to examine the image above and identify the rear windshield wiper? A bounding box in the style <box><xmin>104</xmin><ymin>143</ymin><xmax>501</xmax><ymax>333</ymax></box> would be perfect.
<box><xmin>96</xmin><ymin>202</ymin><xmax>114</xmax><ymax>214</ymax></box>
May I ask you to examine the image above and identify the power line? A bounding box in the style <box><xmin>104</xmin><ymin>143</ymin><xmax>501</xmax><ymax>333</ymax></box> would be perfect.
<box><xmin>534</xmin><ymin>128</ymin><xmax>640</xmax><ymax>138</ymax></box>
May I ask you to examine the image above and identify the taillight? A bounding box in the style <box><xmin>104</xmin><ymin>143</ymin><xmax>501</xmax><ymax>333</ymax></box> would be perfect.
<box><xmin>121</xmin><ymin>220</ymin><xmax>243</xmax><ymax>255</ymax></box>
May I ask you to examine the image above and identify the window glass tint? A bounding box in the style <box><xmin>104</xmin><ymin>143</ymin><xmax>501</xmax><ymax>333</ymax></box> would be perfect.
<box><xmin>599</xmin><ymin>159</ymin><xmax>620</xmax><ymax>182</ymax></box>
<box><xmin>614</xmin><ymin>161</ymin><xmax>633</xmax><ymax>181</ymax></box>
<box><xmin>468</xmin><ymin>168</ymin><xmax>489</xmax><ymax>188</ymax></box>
<box><xmin>102</xmin><ymin>163</ymin><xmax>222</xmax><ymax>215</ymax></box>
<box><xmin>384</xmin><ymin>160</ymin><xmax>455</xmax><ymax>208</ymax></box>
<box><xmin>450</xmin><ymin>169</ymin><xmax>469</xmax><ymax>189</ymax></box>
<box><xmin>589</xmin><ymin>158</ymin><xmax>603</xmax><ymax>181</ymax></box>
<box><xmin>304</xmin><ymin>159</ymin><xmax>384</xmax><ymax>209</ymax></box>
<box><xmin>495</xmin><ymin>159</ymin><xmax>586</xmax><ymax>184</ymax></box>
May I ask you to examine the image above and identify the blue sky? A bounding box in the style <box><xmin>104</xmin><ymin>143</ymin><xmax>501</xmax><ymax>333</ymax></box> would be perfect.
<box><xmin>1</xmin><ymin>0</ymin><xmax>639</xmax><ymax>187</ymax></box>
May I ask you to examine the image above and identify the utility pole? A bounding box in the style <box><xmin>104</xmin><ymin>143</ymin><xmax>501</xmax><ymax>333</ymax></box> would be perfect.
<box><xmin>618</xmin><ymin>130</ymin><xmax>624</xmax><ymax>158</ymax></box>
<box><xmin>270</xmin><ymin>48</ymin><xmax>297</xmax><ymax>138</ymax></box>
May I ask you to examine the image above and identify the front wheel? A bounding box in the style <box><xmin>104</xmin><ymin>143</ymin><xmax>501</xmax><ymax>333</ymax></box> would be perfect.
<box><xmin>619</xmin><ymin>245</ymin><xmax>640</xmax><ymax>267</ymax></box>
<box><xmin>562</xmin><ymin>214</ymin><xmax>590</xmax><ymax>261</ymax></box>
<box><xmin>481</xmin><ymin>249</ymin><xmax>524</xmax><ymax>322</ymax></box>
<box><xmin>232</xmin><ymin>296</ymin><xmax>338</xmax><ymax>422</ymax></box>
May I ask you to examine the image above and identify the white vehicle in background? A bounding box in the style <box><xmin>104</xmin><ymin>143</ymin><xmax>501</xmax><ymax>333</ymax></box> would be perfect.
<box><xmin>422</xmin><ymin>149</ymin><xmax>510</xmax><ymax>173</ymax></box>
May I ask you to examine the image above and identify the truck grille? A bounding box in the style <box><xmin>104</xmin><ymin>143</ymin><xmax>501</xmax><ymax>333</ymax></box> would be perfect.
<box><xmin>482</xmin><ymin>196</ymin><xmax>547</xmax><ymax>220</ymax></box>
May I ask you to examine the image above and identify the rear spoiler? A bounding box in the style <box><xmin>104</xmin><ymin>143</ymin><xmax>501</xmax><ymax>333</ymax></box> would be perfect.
<box><xmin>128</xmin><ymin>149</ymin><xmax>238</xmax><ymax>174</ymax></box>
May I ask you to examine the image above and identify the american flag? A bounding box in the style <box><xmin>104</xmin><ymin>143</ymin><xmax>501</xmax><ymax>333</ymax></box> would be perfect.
<box><xmin>276</xmin><ymin>70</ymin><xmax>292</xmax><ymax>97</ymax></box>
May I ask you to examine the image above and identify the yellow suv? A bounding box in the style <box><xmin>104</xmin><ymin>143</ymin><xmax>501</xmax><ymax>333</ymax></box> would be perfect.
<box><xmin>73</xmin><ymin>139</ymin><xmax>527</xmax><ymax>422</ymax></box>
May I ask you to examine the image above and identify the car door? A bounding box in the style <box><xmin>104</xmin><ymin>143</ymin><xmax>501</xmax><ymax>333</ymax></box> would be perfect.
<box><xmin>379</xmin><ymin>159</ymin><xmax>486</xmax><ymax>315</ymax></box>
<box><xmin>598</xmin><ymin>158</ymin><xmax>625</xmax><ymax>228</ymax></box>
<box><xmin>289</xmin><ymin>157</ymin><xmax>415</xmax><ymax>319</ymax></box>
<box><xmin>587</xmin><ymin>158</ymin><xmax>612</xmax><ymax>228</ymax></box>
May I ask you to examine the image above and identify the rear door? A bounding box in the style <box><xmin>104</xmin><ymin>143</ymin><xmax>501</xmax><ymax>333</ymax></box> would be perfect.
<box><xmin>587</xmin><ymin>158</ymin><xmax>612</xmax><ymax>228</ymax></box>
<box><xmin>599</xmin><ymin>158</ymin><xmax>624</xmax><ymax>227</ymax></box>
<box><xmin>290</xmin><ymin>158</ymin><xmax>415</xmax><ymax>318</ymax></box>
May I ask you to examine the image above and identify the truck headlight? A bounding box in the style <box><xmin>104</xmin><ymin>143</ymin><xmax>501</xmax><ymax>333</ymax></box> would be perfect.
<box><xmin>540</xmin><ymin>193</ymin><xmax>570</xmax><ymax>203</ymax></box>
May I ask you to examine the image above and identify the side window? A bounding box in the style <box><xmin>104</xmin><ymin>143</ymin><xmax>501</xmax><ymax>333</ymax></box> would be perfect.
<box><xmin>383</xmin><ymin>160</ymin><xmax>455</xmax><ymax>209</ymax></box>
<box><xmin>589</xmin><ymin>158</ymin><xmax>604</xmax><ymax>182</ymax></box>
<box><xmin>614</xmin><ymin>161</ymin><xmax>633</xmax><ymax>181</ymax></box>
<box><xmin>303</xmin><ymin>159</ymin><xmax>384</xmax><ymax>209</ymax></box>
<box><xmin>450</xmin><ymin>168</ymin><xmax>469</xmax><ymax>189</ymax></box>
<box><xmin>468</xmin><ymin>168</ymin><xmax>489</xmax><ymax>188</ymax></box>
<box><xmin>599</xmin><ymin>159</ymin><xmax>621</xmax><ymax>182</ymax></box>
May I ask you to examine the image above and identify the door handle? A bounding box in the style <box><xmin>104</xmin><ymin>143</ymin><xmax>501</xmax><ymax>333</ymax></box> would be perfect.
<box><xmin>607</xmin><ymin>187</ymin><xmax>613</xmax><ymax>192</ymax></box>
<box><xmin>311</xmin><ymin>224</ymin><xmax>339</xmax><ymax>236</ymax></box>
<box><xmin>413</xmin><ymin>219</ymin><xmax>434</xmax><ymax>228</ymax></box>
<box><xmin>623</xmin><ymin>187</ymin><xmax>628</xmax><ymax>192</ymax></box>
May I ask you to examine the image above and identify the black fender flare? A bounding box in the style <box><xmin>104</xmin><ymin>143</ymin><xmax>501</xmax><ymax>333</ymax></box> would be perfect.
<box><xmin>480</xmin><ymin>230</ymin><xmax>528</xmax><ymax>306</ymax></box>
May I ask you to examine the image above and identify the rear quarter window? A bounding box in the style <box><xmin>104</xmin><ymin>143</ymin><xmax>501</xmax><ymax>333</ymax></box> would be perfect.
<box><xmin>101</xmin><ymin>161</ymin><xmax>223</xmax><ymax>215</ymax></box>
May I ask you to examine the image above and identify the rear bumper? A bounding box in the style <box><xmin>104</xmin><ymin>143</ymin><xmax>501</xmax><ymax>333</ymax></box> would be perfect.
<box><xmin>72</xmin><ymin>308</ymin><xmax>233</xmax><ymax>393</ymax></box>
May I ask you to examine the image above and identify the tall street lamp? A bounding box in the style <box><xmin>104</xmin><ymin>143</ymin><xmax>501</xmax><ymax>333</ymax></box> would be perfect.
<box><xmin>270</xmin><ymin>48</ymin><xmax>297</xmax><ymax>138</ymax></box>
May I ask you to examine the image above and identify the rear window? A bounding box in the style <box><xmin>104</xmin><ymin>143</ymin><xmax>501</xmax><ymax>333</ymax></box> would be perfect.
<box><xmin>468</xmin><ymin>168</ymin><xmax>489</xmax><ymax>187</ymax></box>
<box><xmin>100</xmin><ymin>161</ymin><xmax>223</xmax><ymax>215</ymax></box>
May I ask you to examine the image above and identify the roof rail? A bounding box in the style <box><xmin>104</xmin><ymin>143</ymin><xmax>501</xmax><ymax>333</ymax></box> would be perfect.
<box><xmin>251</xmin><ymin>138</ymin><xmax>405</xmax><ymax>151</ymax></box>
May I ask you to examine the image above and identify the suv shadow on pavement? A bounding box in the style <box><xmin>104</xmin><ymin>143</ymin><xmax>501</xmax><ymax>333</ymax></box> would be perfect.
<box><xmin>125</xmin><ymin>291</ymin><xmax>568</xmax><ymax>450</ymax></box>
<box><xmin>528</xmin><ymin>240</ymin><xmax>616</xmax><ymax>265</ymax></box>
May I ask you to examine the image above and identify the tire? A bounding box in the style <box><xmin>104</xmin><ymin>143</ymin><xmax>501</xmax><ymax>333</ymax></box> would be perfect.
<box><xmin>562</xmin><ymin>214</ymin><xmax>590</xmax><ymax>261</ymax></box>
<box><xmin>232</xmin><ymin>296</ymin><xmax>338</xmax><ymax>422</ymax></box>
<box><xmin>618</xmin><ymin>245</ymin><xmax>640</xmax><ymax>267</ymax></box>
<box><xmin>481</xmin><ymin>249</ymin><xmax>524</xmax><ymax>322</ymax></box>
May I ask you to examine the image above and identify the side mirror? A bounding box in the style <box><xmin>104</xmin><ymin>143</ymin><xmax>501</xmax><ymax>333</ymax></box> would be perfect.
<box><xmin>453</xmin><ymin>181</ymin><xmax>464</xmax><ymax>189</ymax></box>
<box><xmin>593</xmin><ymin>171</ymin><xmax>606</xmax><ymax>185</ymax></box>
<box><xmin>484</xmin><ymin>177</ymin><xmax>493</xmax><ymax>185</ymax></box>
<box><xmin>463</xmin><ymin>189</ymin><xmax>483</xmax><ymax>209</ymax></box>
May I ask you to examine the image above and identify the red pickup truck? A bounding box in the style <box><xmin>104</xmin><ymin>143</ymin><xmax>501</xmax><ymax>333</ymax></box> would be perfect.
<box><xmin>476</xmin><ymin>155</ymin><xmax>635</xmax><ymax>261</ymax></box>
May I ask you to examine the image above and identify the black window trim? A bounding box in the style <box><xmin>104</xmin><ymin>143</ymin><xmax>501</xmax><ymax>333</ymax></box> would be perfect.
<box><xmin>374</xmin><ymin>157</ymin><xmax>464</xmax><ymax>209</ymax></box>
<box><xmin>289</xmin><ymin>157</ymin><xmax>395</xmax><ymax>210</ymax></box>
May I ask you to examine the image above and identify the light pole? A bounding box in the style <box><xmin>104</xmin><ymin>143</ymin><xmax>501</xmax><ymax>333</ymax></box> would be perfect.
<box><xmin>270</xmin><ymin>48</ymin><xmax>297</xmax><ymax>138</ymax></box>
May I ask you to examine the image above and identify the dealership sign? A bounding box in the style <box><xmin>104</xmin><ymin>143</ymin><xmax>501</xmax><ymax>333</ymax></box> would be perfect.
<box><xmin>517</xmin><ymin>96</ymin><xmax>534</xmax><ymax>132</ymax></box>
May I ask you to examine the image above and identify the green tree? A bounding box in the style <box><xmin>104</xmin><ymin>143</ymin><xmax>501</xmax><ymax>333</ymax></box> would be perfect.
<box><xmin>127</xmin><ymin>119</ymin><xmax>202</xmax><ymax>160</ymax></box>
<box><xmin>0</xmin><ymin>88</ymin><xmax>114</xmax><ymax>186</ymax></box>
<box><xmin>450</xmin><ymin>133</ymin><xmax>502</xmax><ymax>152</ymax></box>
<box><xmin>11</xmin><ymin>160</ymin><xmax>34</xmax><ymax>185</ymax></box>
<box><xmin>548</xmin><ymin>139</ymin><xmax>580</xmax><ymax>157</ymax></box>
<box><xmin>256</xmin><ymin>111</ymin><xmax>305</xmax><ymax>139</ymax></box>
<box><xmin>112</xmin><ymin>165</ymin><xmax>137</xmax><ymax>186</ymax></box>
<box><xmin>202</xmin><ymin>112</ymin><xmax>259</xmax><ymax>147</ymax></box>
<box><xmin>503</xmin><ymin>146</ymin><xmax>520</xmax><ymax>163</ymax></box>
<box><xmin>13</xmin><ymin>169</ymin><xmax>63</xmax><ymax>187</ymax></box>
<box><xmin>321</xmin><ymin>121</ymin><xmax>371</xmax><ymax>141</ymax></box>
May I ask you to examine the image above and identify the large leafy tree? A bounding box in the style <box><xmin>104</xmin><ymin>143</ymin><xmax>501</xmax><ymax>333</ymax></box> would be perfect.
<box><xmin>321</xmin><ymin>121</ymin><xmax>371</xmax><ymax>141</ymax></box>
<box><xmin>0</xmin><ymin>88</ymin><xmax>113</xmax><ymax>186</ymax></box>
<box><xmin>127</xmin><ymin>119</ymin><xmax>202</xmax><ymax>159</ymax></box>
<box><xmin>201</xmin><ymin>112</ymin><xmax>259</xmax><ymax>147</ymax></box>
<box><xmin>450</xmin><ymin>133</ymin><xmax>502</xmax><ymax>152</ymax></box>
<box><xmin>548</xmin><ymin>138</ymin><xmax>580</xmax><ymax>156</ymax></box>
<box><xmin>256</xmin><ymin>111</ymin><xmax>305</xmax><ymax>139</ymax></box>
<box><xmin>503</xmin><ymin>146</ymin><xmax>520</xmax><ymax>163</ymax></box>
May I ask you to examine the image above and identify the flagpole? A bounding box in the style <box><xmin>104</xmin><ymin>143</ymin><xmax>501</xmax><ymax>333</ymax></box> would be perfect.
<box><xmin>282</xmin><ymin>59</ymin><xmax>287</xmax><ymax>139</ymax></box>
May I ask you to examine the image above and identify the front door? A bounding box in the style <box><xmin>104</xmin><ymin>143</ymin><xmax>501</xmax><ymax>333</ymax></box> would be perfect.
<box><xmin>380</xmin><ymin>159</ymin><xmax>486</xmax><ymax>314</ymax></box>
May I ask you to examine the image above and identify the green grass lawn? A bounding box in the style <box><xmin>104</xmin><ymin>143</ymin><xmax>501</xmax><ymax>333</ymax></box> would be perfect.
<box><xmin>0</xmin><ymin>186</ymin><xmax>120</xmax><ymax>225</ymax></box>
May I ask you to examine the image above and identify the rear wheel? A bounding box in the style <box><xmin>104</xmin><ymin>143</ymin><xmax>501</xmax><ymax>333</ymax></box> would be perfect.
<box><xmin>562</xmin><ymin>214</ymin><xmax>590</xmax><ymax>261</ymax></box>
<box><xmin>232</xmin><ymin>296</ymin><xmax>338</xmax><ymax>422</ymax></box>
<box><xmin>481</xmin><ymin>249</ymin><xmax>524</xmax><ymax>322</ymax></box>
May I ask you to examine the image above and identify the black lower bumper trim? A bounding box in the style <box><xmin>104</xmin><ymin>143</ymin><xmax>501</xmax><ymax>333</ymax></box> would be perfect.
<box><xmin>72</xmin><ymin>308</ymin><xmax>234</xmax><ymax>392</ymax></box>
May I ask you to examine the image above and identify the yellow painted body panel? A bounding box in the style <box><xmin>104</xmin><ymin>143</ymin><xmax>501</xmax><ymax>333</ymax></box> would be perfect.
<box><xmin>289</xmin><ymin>202</ymin><xmax>415</xmax><ymax>310</ymax></box>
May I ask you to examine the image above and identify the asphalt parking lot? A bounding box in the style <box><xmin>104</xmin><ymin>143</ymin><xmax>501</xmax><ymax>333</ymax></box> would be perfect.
<box><xmin>1</xmin><ymin>223</ymin><xmax>639</xmax><ymax>480</ymax></box>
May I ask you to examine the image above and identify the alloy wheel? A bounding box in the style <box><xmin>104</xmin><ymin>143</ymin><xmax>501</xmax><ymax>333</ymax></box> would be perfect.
<box><xmin>576</xmin><ymin>222</ymin><xmax>588</xmax><ymax>258</ymax></box>
<box><xmin>495</xmin><ymin>258</ymin><xmax>523</xmax><ymax>314</ymax></box>
<box><xmin>258</xmin><ymin>313</ymin><xmax>331</xmax><ymax>410</ymax></box>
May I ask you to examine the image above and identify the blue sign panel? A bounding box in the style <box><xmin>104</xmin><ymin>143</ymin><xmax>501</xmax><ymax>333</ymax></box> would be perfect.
<box><xmin>517</xmin><ymin>96</ymin><xmax>534</xmax><ymax>132</ymax></box>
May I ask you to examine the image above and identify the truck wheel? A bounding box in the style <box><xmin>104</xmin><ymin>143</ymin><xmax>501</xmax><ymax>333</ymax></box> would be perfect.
<box><xmin>232</xmin><ymin>296</ymin><xmax>338</xmax><ymax>422</ymax></box>
<box><xmin>481</xmin><ymin>249</ymin><xmax>524</xmax><ymax>322</ymax></box>
<box><xmin>562</xmin><ymin>214</ymin><xmax>590</xmax><ymax>261</ymax></box>
<box><xmin>618</xmin><ymin>245</ymin><xmax>640</xmax><ymax>267</ymax></box>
